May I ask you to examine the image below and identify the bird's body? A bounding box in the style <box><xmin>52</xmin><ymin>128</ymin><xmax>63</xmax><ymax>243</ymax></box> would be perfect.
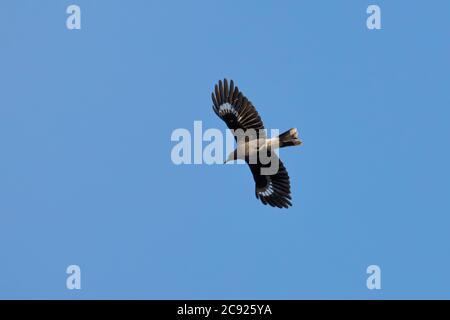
<box><xmin>212</xmin><ymin>79</ymin><xmax>301</xmax><ymax>208</ymax></box>
<box><xmin>228</xmin><ymin>137</ymin><xmax>267</xmax><ymax>162</ymax></box>
<box><xmin>227</xmin><ymin>132</ymin><xmax>298</xmax><ymax>163</ymax></box>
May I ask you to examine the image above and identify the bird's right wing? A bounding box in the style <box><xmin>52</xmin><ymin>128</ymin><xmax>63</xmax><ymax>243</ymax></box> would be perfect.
<box><xmin>212</xmin><ymin>79</ymin><xmax>265</xmax><ymax>139</ymax></box>
<box><xmin>247</xmin><ymin>155</ymin><xmax>292</xmax><ymax>208</ymax></box>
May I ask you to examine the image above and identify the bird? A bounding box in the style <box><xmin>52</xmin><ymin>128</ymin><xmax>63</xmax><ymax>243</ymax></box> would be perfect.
<box><xmin>211</xmin><ymin>79</ymin><xmax>302</xmax><ymax>208</ymax></box>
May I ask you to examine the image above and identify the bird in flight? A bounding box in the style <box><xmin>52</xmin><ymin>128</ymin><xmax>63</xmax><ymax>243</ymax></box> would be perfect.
<box><xmin>212</xmin><ymin>79</ymin><xmax>302</xmax><ymax>208</ymax></box>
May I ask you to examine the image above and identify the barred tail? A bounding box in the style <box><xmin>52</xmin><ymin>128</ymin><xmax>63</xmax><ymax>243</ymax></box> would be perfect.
<box><xmin>278</xmin><ymin>128</ymin><xmax>302</xmax><ymax>148</ymax></box>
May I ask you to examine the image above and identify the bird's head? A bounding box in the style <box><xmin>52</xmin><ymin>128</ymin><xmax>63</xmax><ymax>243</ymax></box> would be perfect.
<box><xmin>224</xmin><ymin>150</ymin><xmax>238</xmax><ymax>164</ymax></box>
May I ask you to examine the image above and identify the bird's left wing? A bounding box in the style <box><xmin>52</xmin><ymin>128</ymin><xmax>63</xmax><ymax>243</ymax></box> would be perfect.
<box><xmin>212</xmin><ymin>79</ymin><xmax>265</xmax><ymax>139</ymax></box>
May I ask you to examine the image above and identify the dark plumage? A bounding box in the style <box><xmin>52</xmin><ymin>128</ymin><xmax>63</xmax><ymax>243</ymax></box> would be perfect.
<box><xmin>212</xmin><ymin>79</ymin><xmax>301</xmax><ymax>208</ymax></box>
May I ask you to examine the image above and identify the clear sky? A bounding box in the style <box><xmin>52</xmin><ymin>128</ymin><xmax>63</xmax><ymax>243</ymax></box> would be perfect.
<box><xmin>1</xmin><ymin>0</ymin><xmax>449</xmax><ymax>299</ymax></box>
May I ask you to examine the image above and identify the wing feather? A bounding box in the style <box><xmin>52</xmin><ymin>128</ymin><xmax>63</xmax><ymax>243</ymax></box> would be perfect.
<box><xmin>212</xmin><ymin>79</ymin><xmax>265</xmax><ymax>138</ymax></box>
<box><xmin>246</xmin><ymin>155</ymin><xmax>293</xmax><ymax>209</ymax></box>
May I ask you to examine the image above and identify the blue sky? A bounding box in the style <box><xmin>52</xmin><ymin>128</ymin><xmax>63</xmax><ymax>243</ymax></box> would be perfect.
<box><xmin>1</xmin><ymin>0</ymin><xmax>449</xmax><ymax>299</ymax></box>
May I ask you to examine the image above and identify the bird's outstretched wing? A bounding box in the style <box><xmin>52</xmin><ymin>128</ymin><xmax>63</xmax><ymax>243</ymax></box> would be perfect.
<box><xmin>212</xmin><ymin>79</ymin><xmax>265</xmax><ymax>138</ymax></box>
<box><xmin>247</xmin><ymin>155</ymin><xmax>292</xmax><ymax>208</ymax></box>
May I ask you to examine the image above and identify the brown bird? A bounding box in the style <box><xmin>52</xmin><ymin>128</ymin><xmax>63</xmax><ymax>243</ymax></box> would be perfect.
<box><xmin>212</xmin><ymin>79</ymin><xmax>302</xmax><ymax>208</ymax></box>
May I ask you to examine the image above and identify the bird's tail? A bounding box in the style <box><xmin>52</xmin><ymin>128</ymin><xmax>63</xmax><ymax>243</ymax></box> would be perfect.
<box><xmin>278</xmin><ymin>128</ymin><xmax>302</xmax><ymax>148</ymax></box>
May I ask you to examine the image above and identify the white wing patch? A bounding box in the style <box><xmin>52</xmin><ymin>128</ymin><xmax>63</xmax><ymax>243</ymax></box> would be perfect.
<box><xmin>218</xmin><ymin>102</ymin><xmax>239</xmax><ymax>117</ymax></box>
<box><xmin>256</xmin><ymin>176</ymin><xmax>275</xmax><ymax>197</ymax></box>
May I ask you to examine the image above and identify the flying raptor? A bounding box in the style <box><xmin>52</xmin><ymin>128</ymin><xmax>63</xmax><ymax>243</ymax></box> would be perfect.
<box><xmin>212</xmin><ymin>79</ymin><xmax>302</xmax><ymax>208</ymax></box>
